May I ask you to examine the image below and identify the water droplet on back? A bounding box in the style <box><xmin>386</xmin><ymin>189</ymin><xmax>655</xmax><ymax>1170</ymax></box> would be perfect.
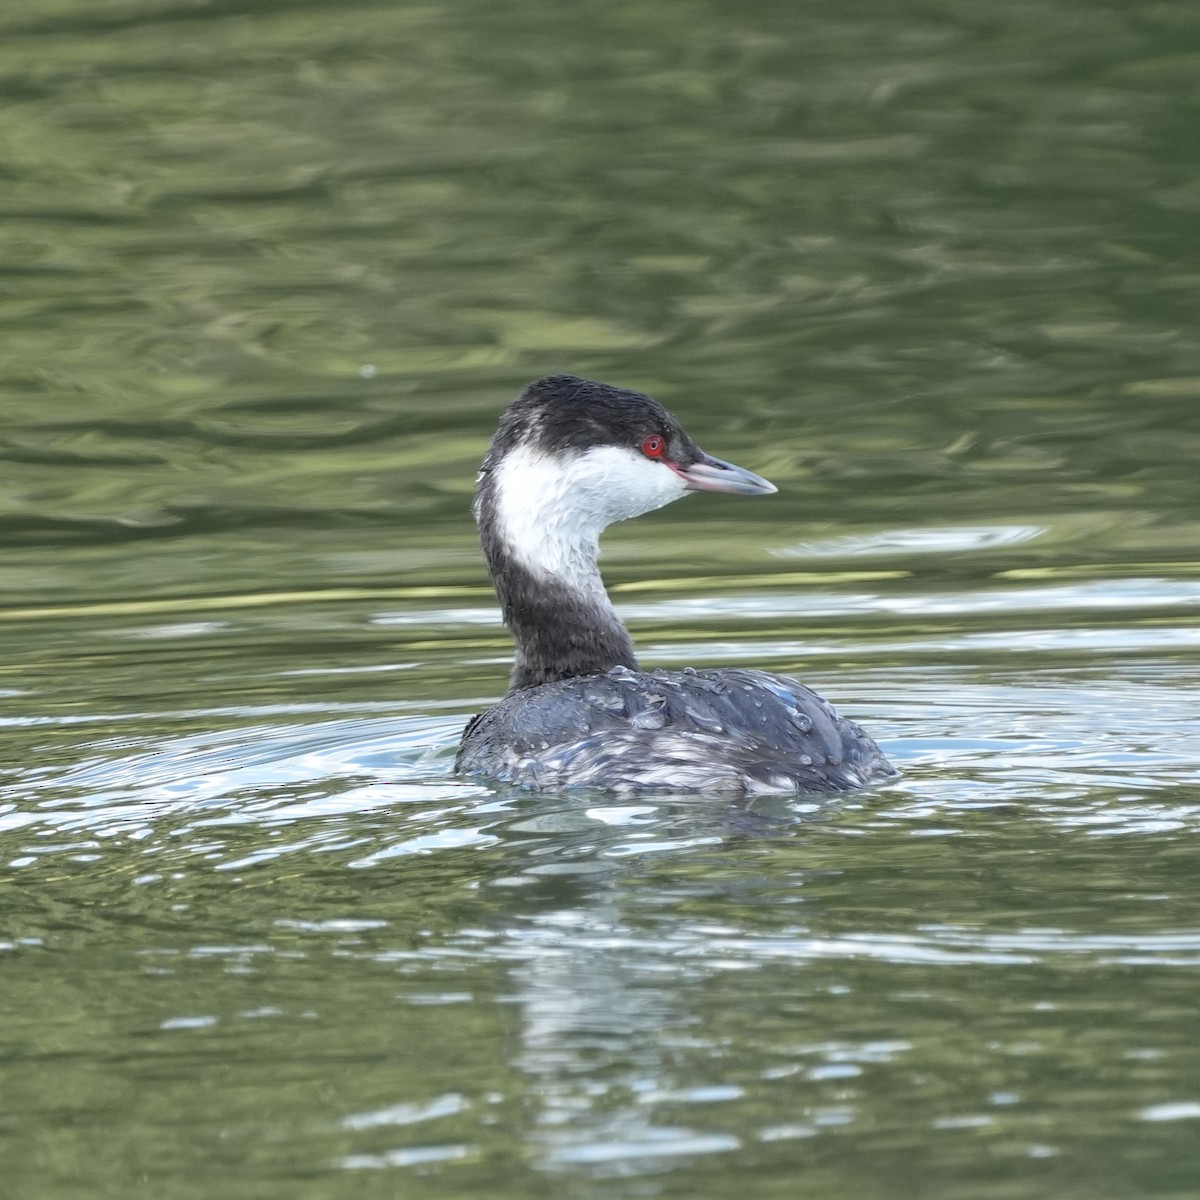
<box><xmin>629</xmin><ymin>708</ymin><xmax>667</xmax><ymax>730</ymax></box>
<box><xmin>584</xmin><ymin>686</ymin><xmax>625</xmax><ymax>712</ymax></box>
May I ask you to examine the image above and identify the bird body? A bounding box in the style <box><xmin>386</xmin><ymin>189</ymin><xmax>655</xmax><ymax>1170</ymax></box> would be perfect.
<box><xmin>456</xmin><ymin>375</ymin><xmax>894</xmax><ymax>794</ymax></box>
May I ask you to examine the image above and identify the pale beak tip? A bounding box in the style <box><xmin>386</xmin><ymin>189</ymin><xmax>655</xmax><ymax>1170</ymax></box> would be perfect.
<box><xmin>680</xmin><ymin>455</ymin><xmax>779</xmax><ymax>496</ymax></box>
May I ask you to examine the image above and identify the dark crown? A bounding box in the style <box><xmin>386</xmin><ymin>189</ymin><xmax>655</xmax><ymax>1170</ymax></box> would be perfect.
<box><xmin>488</xmin><ymin>375</ymin><xmax>700</xmax><ymax>464</ymax></box>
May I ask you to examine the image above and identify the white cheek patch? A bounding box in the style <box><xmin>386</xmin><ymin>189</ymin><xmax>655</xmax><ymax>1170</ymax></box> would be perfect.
<box><xmin>492</xmin><ymin>444</ymin><xmax>688</xmax><ymax>591</ymax></box>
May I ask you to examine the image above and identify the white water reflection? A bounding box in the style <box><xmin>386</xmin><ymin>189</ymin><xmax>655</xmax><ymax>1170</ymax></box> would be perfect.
<box><xmin>773</xmin><ymin>524</ymin><xmax>1046</xmax><ymax>557</ymax></box>
<box><xmin>637</xmin><ymin>624</ymin><xmax>1200</xmax><ymax>663</ymax></box>
<box><xmin>372</xmin><ymin>576</ymin><xmax>1200</xmax><ymax>630</ymax></box>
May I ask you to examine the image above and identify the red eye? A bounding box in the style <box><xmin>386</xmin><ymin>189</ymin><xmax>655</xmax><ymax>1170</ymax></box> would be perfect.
<box><xmin>641</xmin><ymin>434</ymin><xmax>665</xmax><ymax>458</ymax></box>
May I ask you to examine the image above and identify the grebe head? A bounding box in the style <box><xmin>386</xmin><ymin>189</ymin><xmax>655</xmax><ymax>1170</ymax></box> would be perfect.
<box><xmin>479</xmin><ymin>376</ymin><xmax>775</xmax><ymax>569</ymax></box>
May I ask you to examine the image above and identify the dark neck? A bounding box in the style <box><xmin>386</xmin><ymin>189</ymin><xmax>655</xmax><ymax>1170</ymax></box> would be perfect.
<box><xmin>489</xmin><ymin>550</ymin><xmax>638</xmax><ymax>691</ymax></box>
<box><xmin>477</xmin><ymin>489</ymin><xmax>638</xmax><ymax>692</ymax></box>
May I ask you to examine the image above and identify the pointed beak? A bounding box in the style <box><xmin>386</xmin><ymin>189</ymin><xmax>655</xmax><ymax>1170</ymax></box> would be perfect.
<box><xmin>677</xmin><ymin>452</ymin><xmax>777</xmax><ymax>496</ymax></box>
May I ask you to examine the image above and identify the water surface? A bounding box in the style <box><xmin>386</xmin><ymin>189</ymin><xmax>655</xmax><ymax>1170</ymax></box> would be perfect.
<box><xmin>4</xmin><ymin>0</ymin><xmax>1200</xmax><ymax>1196</ymax></box>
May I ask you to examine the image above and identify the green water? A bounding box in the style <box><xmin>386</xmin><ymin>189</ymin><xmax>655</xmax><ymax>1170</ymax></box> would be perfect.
<box><xmin>4</xmin><ymin>0</ymin><xmax>1200</xmax><ymax>1196</ymax></box>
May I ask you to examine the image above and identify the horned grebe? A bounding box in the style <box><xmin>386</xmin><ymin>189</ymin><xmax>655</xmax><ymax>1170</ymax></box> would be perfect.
<box><xmin>455</xmin><ymin>375</ymin><xmax>894</xmax><ymax>793</ymax></box>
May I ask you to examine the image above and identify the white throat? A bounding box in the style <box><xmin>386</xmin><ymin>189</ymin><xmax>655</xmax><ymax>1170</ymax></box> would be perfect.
<box><xmin>490</xmin><ymin>443</ymin><xmax>688</xmax><ymax>598</ymax></box>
